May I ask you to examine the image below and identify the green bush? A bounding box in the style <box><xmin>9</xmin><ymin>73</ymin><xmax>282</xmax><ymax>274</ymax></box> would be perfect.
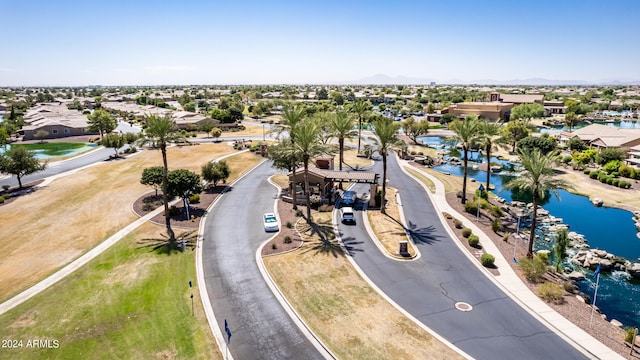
<box><xmin>562</xmin><ymin>155</ymin><xmax>572</xmax><ymax>164</ymax></box>
<box><xmin>468</xmin><ymin>235</ymin><xmax>479</xmax><ymax>247</ymax></box>
<box><xmin>519</xmin><ymin>257</ymin><xmax>547</xmax><ymax>282</ymax></box>
<box><xmin>611</xmin><ymin>178</ymin><xmax>620</xmax><ymax>187</ymax></box>
<box><xmin>188</xmin><ymin>193</ymin><xmax>200</xmax><ymax>204</ymax></box>
<box><xmin>461</xmin><ymin>228</ymin><xmax>472</xmax><ymax>238</ymax></box>
<box><xmin>286</xmin><ymin>221</ymin><xmax>292</xmax><ymax>228</ymax></box>
<box><xmin>480</xmin><ymin>253</ymin><xmax>495</xmax><ymax>267</ymax></box>
<box><xmin>284</xmin><ymin>236</ymin><xmax>292</xmax><ymax>244</ymax></box>
<box><xmin>589</xmin><ymin>171</ymin><xmax>599</xmax><ymax>179</ymax></box>
<box><xmin>492</xmin><ymin>218</ymin><xmax>502</xmax><ymax>233</ymax></box>
<box><xmin>583</xmin><ymin>168</ymin><xmax>591</xmax><ymax>175</ymax></box>
<box><xmin>489</xmin><ymin>205</ymin><xmax>504</xmax><ymax>218</ymax></box>
<box><xmin>502</xmin><ymin>233</ymin><xmax>510</xmax><ymax>242</ymax></box>
<box><xmin>453</xmin><ymin>219</ymin><xmax>463</xmax><ymax>229</ymax></box>
<box><xmin>464</xmin><ymin>201</ymin><xmax>478</xmax><ymax>215</ymax></box>
<box><xmin>624</xmin><ymin>327</ymin><xmax>637</xmax><ymax>344</ymax></box>
<box><xmin>536</xmin><ymin>251</ymin><xmax>549</xmax><ymax>264</ymax></box>
<box><xmin>0</xmin><ymin>197</ymin><xmax>5</xmax><ymax>204</ymax></box>
<box><xmin>606</xmin><ymin>177</ymin><xmax>614</xmax><ymax>185</ymax></box>
<box><xmin>295</xmin><ymin>210</ymin><xmax>303</xmax><ymax>217</ymax></box>
<box><xmin>271</xmin><ymin>243</ymin><xmax>277</xmax><ymax>250</ymax></box>
<box><xmin>537</xmin><ymin>282</ymin><xmax>564</xmax><ymax>303</ymax></box>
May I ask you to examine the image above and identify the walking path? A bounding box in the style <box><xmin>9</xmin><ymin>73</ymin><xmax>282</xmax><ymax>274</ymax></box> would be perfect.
<box><xmin>395</xmin><ymin>156</ymin><xmax>622</xmax><ymax>359</ymax></box>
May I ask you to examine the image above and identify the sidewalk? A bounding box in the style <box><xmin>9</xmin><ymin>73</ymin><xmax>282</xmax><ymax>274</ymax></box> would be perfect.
<box><xmin>399</xmin><ymin>159</ymin><xmax>623</xmax><ymax>360</ymax></box>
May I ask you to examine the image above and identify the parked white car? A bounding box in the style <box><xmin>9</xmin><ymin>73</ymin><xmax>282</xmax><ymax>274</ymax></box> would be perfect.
<box><xmin>263</xmin><ymin>213</ymin><xmax>279</xmax><ymax>232</ymax></box>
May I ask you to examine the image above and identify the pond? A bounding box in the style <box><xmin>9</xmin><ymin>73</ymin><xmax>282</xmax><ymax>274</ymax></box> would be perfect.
<box><xmin>421</xmin><ymin>135</ymin><xmax>640</xmax><ymax>328</ymax></box>
<box><xmin>0</xmin><ymin>142</ymin><xmax>98</xmax><ymax>159</ymax></box>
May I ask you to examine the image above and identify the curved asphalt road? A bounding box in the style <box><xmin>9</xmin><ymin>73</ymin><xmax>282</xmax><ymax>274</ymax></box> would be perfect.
<box><xmin>338</xmin><ymin>154</ymin><xmax>588</xmax><ymax>359</ymax></box>
<box><xmin>201</xmin><ymin>161</ymin><xmax>324</xmax><ymax>360</ymax></box>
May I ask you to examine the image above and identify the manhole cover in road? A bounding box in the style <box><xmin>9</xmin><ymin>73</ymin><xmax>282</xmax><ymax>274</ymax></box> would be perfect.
<box><xmin>455</xmin><ymin>302</ymin><xmax>473</xmax><ymax>312</ymax></box>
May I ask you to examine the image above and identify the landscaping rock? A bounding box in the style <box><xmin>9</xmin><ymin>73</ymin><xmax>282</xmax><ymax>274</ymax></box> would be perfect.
<box><xmin>592</xmin><ymin>198</ymin><xmax>603</xmax><ymax>207</ymax></box>
<box><xmin>567</xmin><ymin>271</ymin><xmax>585</xmax><ymax>281</ymax></box>
<box><xmin>629</xmin><ymin>263</ymin><xmax>640</xmax><ymax>280</ymax></box>
<box><xmin>610</xmin><ymin>319</ymin><xmax>623</xmax><ymax>328</ymax></box>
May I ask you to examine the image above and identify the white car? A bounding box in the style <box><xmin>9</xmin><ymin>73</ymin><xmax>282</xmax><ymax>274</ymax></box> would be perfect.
<box><xmin>263</xmin><ymin>212</ymin><xmax>279</xmax><ymax>232</ymax></box>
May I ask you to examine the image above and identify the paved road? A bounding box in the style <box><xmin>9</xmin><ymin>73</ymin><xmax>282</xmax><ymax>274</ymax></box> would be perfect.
<box><xmin>201</xmin><ymin>161</ymin><xmax>324</xmax><ymax>360</ymax></box>
<box><xmin>337</xmin><ymin>154</ymin><xmax>588</xmax><ymax>359</ymax></box>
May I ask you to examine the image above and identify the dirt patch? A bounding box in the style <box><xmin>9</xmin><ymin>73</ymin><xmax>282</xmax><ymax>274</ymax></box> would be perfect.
<box><xmin>102</xmin><ymin>257</ymin><xmax>160</xmax><ymax>288</ymax></box>
<box><xmin>9</xmin><ymin>309</ymin><xmax>39</xmax><ymax>329</ymax></box>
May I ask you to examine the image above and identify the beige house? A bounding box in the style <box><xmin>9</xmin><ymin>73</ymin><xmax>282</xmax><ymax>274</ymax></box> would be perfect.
<box><xmin>21</xmin><ymin>103</ymin><xmax>96</xmax><ymax>140</ymax></box>
<box><xmin>490</xmin><ymin>93</ymin><xmax>544</xmax><ymax>105</ymax></box>
<box><xmin>560</xmin><ymin>123</ymin><xmax>640</xmax><ymax>152</ymax></box>
<box><xmin>447</xmin><ymin>102</ymin><xmax>513</xmax><ymax>121</ymax></box>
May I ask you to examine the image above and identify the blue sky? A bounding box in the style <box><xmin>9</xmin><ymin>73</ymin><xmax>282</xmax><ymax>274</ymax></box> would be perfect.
<box><xmin>1</xmin><ymin>0</ymin><xmax>639</xmax><ymax>86</ymax></box>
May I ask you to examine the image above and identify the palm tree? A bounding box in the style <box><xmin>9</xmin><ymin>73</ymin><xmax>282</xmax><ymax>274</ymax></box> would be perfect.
<box><xmin>478</xmin><ymin>119</ymin><xmax>504</xmax><ymax>193</ymax></box>
<box><xmin>503</xmin><ymin>148</ymin><xmax>573</xmax><ymax>257</ymax></box>
<box><xmin>279</xmin><ymin>102</ymin><xmax>307</xmax><ymax>210</ymax></box>
<box><xmin>139</xmin><ymin>114</ymin><xmax>184</xmax><ymax>243</ymax></box>
<box><xmin>330</xmin><ymin>110</ymin><xmax>355</xmax><ymax>171</ymax></box>
<box><xmin>372</xmin><ymin>116</ymin><xmax>400</xmax><ymax>214</ymax></box>
<box><xmin>290</xmin><ymin>120</ymin><xmax>326</xmax><ymax>222</ymax></box>
<box><xmin>352</xmin><ymin>100</ymin><xmax>370</xmax><ymax>153</ymax></box>
<box><xmin>448</xmin><ymin>115</ymin><xmax>481</xmax><ymax>204</ymax></box>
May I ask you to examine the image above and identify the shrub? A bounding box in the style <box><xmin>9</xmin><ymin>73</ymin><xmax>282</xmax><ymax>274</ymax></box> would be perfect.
<box><xmin>188</xmin><ymin>193</ymin><xmax>200</xmax><ymax>204</ymax></box>
<box><xmin>603</xmin><ymin>160</ymin><xmax>622</xmax><ymax>174</ymax></box>
<box><xmin>142</xmin><ymin>203</ymin><xmax>155</xmax><ymax>211</ymax></box>
<box><xmin>480</xmin><ymin>254</ymin><xmax>495</xmax><ymax>267</ymax></box>
<box><xmin>562</xmin><ymin>155</ymin><xmax>572</xmax><ymax>164</ymax></box>
<box><xmin>624</xmin><ymin>327</ymin><xmax>637</xmax><ymax>344</ymax></box>
<box><xmin>519</xmin><ymin>256</ymin><xmax>547</xmax><ymax>282</ymax></box>
<box><xmin>271</xmin><ymin>243</ymin><xmax>277</xmax><ymax>250</ymax></box>
<box><xmin>611</xmin><ymin>178</ymin><xmax>620</xmax><ymax>187</ymax></box>
<box><xmin>589</xmin><ymin>171</ymin><xmax>599</xmax><ymax>179</ymax></box>
<box><xmin>286</xmin><ymin>221</ymin><xmax>293</xmax><ymax>228</ymax></box>
<box><xmin>410</xmin><ymin>151</ymin><xmax>416</xmax><ymax>155</ymax></box>
<box><xmin>464</xmin><ymin>201</ymin><xmax>478</xmax><ymax>214</ymax></box>
<box><xmin>492</xmin><ymin>218</ymin><xmax>502</xmax><ymax>233</ymax></box>
<box><xmin>461</xmin><ymin>228</ymin><xmax>472</xmax><ymax>238</ymax></box>
<box><xmin>453</xmin><ymin>219</ymin><xmax>463</xmax><ymax>229</ymax></box>
<box><xmin>605</xmin><ymin>177</ymin><xmax>614</xmax><ymax>185</ymax></box>
<box><xmin>284</xmin><ymin>236</ymin><xmax>292</xmax><ymax>244</ymax></box>
<box><xmin>619</xmin><ymin>181</ymin><xmax>631</xmax><ymax>189</ymax></box>
<box><xmin>468</xmin><ymin>235</ymin><xmax>479</xmax><ymax>247</ymax></box>
<box><xmin>489</xmin><ymin>205</ymin><xmax>504</xmax><ymax>218</ymax></box>
<box><xmin>583</xmin><ymin>169</ymin><xmax>591</xmax><ymax>175</ymax></box>
<box><xmin>537</xmin><ymin>282</ymin><xmax>565</xmax><ymax>303</ymax></box>
<box><xmin>0</xmin><ymin>197</ymin><xmax>4</xmax><ymax>204</ymax></box>
<box><xmin>444</xmin><ymin>212</ymin><xmax>453</xmax><ymax>219</ymax></box>
<box><xmin>536</xmin><ymin>251</ymin><xmax>549</xmax><ymax>264</ymax></box>
<box><xmin>502</xmin><ymin>233</ymin><xmax>510</xmax><ymax>242</ymax></box>
<box><xmin>295</xmin><ymin>210</ymin><xmax>303</xmax><ymax>217</ymax></box>
<box><xmin>309</xmin><ymin>194</ymin><xmax>322</xmax><ymax>208</ymax></box>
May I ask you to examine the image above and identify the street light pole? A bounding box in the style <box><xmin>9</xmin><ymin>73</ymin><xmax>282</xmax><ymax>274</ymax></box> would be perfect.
<box><xmin>262</xmin><ymin>124</ymin><xmax>265</xmax><ymax>141</ymax></box>
<box><xmin>512</xmin><ymin>213</ymin><xmax>521</xmax><ymax>263</ymax></box>
<box><xmin>476</xmin><ymin>184</ymin><xmax>484</xmax><ymax>222</ymax></box>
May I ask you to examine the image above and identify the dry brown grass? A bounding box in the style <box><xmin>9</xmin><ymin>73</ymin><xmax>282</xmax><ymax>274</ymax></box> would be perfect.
<box><xmin>227</xmin><ymin>122</ymin><xmax>272</xmax><ymax>137</ymax></box>
<box><xmin>420</xmin><ymin>167</ymin><xmax>464</xmax><ymax>193</ymax></box>
<box><xmin>367</xmin><ymin>188</ymin><xmax>417</xmax><ymax>258</ymax></box>
<box><xmin>342</xmin><ymin>148</ymin><xmax>374</xmax><ymax>169</ymax></box>
<box><xmin>0</xmin><ymin>143</ymin><xmax>236</xmax><ymax>302</ymax></box>
<box><xmin>556</xmin><ymin>166</ymin><xmax>640</xmax><ymax>210</ymax></box>
<box><xmin>271</xmin><ymin>174</ymin><xmax>289</xmax><ymax>190</ymax></box>
<box><xmin>404</xmin><ymin>167</ymin><xmax>436</xmax><ymax>193</ymax></box>
<box><xmin>263</xmin><ymin>212</ymin><xmax>463</xmax><ymax>360</ymax></box>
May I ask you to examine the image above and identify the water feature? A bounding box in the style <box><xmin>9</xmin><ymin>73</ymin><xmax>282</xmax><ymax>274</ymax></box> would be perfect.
<box><xmin>421</xmin><ymin>135</ymin><xmax>640</xmax><ymax>328</ymax></box>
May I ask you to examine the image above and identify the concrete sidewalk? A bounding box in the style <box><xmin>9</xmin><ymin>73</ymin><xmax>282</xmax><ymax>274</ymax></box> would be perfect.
<box><xmin>399</xmin><ymin>159</ymin><xmax>623</xmax><ymax>360</ymax></box>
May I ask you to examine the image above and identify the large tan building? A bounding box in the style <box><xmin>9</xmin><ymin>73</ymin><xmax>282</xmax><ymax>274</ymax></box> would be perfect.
<box><xmin>447</xmin><ymin>102</ymin><xmax>514</xmax><ymax>121</ymax></box>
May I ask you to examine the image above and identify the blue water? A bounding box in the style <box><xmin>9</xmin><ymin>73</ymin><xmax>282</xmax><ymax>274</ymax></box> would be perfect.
<box><xmin>425</xmin><ymin>136</ymin><xmax>640</xmax><ymax>328</ymax></box>
<box><xmin>0</xmin><ymin>143</ymin><xmax>98</xmax><ymax>159</ymax></box>
<box><xmin>539</xmin><ymin>120</ymin><xmax>640</xmax><ymax>134</ymax></box>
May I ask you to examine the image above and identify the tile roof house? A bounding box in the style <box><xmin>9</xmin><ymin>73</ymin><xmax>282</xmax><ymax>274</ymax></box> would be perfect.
<box><xmin>21</xmin><ymin>103</ymin><xmax>96</xmax><ymax>140</ymax></box>
<box><xmin>560</xmin><ymin>123</ymin><xmax>640</xmax><ymax>151</ymax></box>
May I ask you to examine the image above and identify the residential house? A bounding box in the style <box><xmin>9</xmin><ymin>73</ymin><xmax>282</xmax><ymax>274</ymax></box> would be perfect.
<box><xmin>21</xmin><ymin>103</ymin><xmax>96</xmax><ymax>140</ymax></box>
<box><xmin>447</xmin><ymin>102</ymin><xmax>513</xmax><ymax>121</ymax></box>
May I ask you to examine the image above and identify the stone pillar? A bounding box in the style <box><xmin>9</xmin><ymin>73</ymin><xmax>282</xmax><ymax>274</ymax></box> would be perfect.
<box><xmin>369</xmin><ymin>183</ymin><xmax>377</xmax><ymax>207</ymax></box>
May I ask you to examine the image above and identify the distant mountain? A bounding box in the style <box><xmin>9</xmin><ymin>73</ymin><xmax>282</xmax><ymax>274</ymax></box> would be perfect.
<box><xmin>341</xmin><ymin>74</ymin><xmax>640</xmax><ymax>86</ymax></box>
<box><xmin>341</xmin><ymin>74</ymin><xmax>435</xmax><ymax>85</ymax></box>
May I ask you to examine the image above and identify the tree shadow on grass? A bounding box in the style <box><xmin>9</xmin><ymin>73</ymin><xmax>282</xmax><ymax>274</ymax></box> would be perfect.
<box><xmin>137</xmin><ymin>229</ymin><xmax>198</xmax><ymax>255</ymax></box>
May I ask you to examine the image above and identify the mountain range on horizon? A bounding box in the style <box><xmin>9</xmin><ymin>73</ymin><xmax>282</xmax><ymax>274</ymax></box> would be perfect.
<box><xmin>337</xmin><ymin>73</ymin><xmax>640</xmax><ymax>86</ymax></box>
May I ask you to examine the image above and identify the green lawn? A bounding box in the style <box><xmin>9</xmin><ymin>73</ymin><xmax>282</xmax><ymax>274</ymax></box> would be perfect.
<box><xmin>0</xmin><ymin>223</ymin><xmax>218</xmax><ymax>360</ymax></box>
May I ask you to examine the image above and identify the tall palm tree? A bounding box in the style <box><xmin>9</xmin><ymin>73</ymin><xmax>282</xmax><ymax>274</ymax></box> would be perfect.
<box><xmin>372</xmin><ymin>116</ymin><xmax>400</xmax><ymax>214</ymax></box>
<box><xmin>330</xmin><ymin>110</ymin><xmax>355</xmax><ymax>171</ymax></box>
<box><xmin>478</xmin><ymin>119</ymin><xmax>504</xmax><ymax>193</ymax></box>
<box><xmin>290</xmin><ymin>120</ymin><xmax>325</xmax><ymax>222</ymax></box>
<box><xmin>448</xmin><ymin>115</ymin><xmax>481</xmax><ymax>204</ymax></box>
<box><xmin>352</xmin><ymin>100</ymin><xmax>369</xmax><ymax>153</ymax></box>
<box><xmin>279</xmin><ymin>102</ymin><xmax>307</xmax><ymax>210</ymax></box>
<box><xmin>503</xmin><ymin>148</ymin><xmax>573</xmax><ymax>257</ymax></box>
<box><xmin>139</xmin><ymin>114</ymin><xmax>183</xmax><ymax>243</ymax></box>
